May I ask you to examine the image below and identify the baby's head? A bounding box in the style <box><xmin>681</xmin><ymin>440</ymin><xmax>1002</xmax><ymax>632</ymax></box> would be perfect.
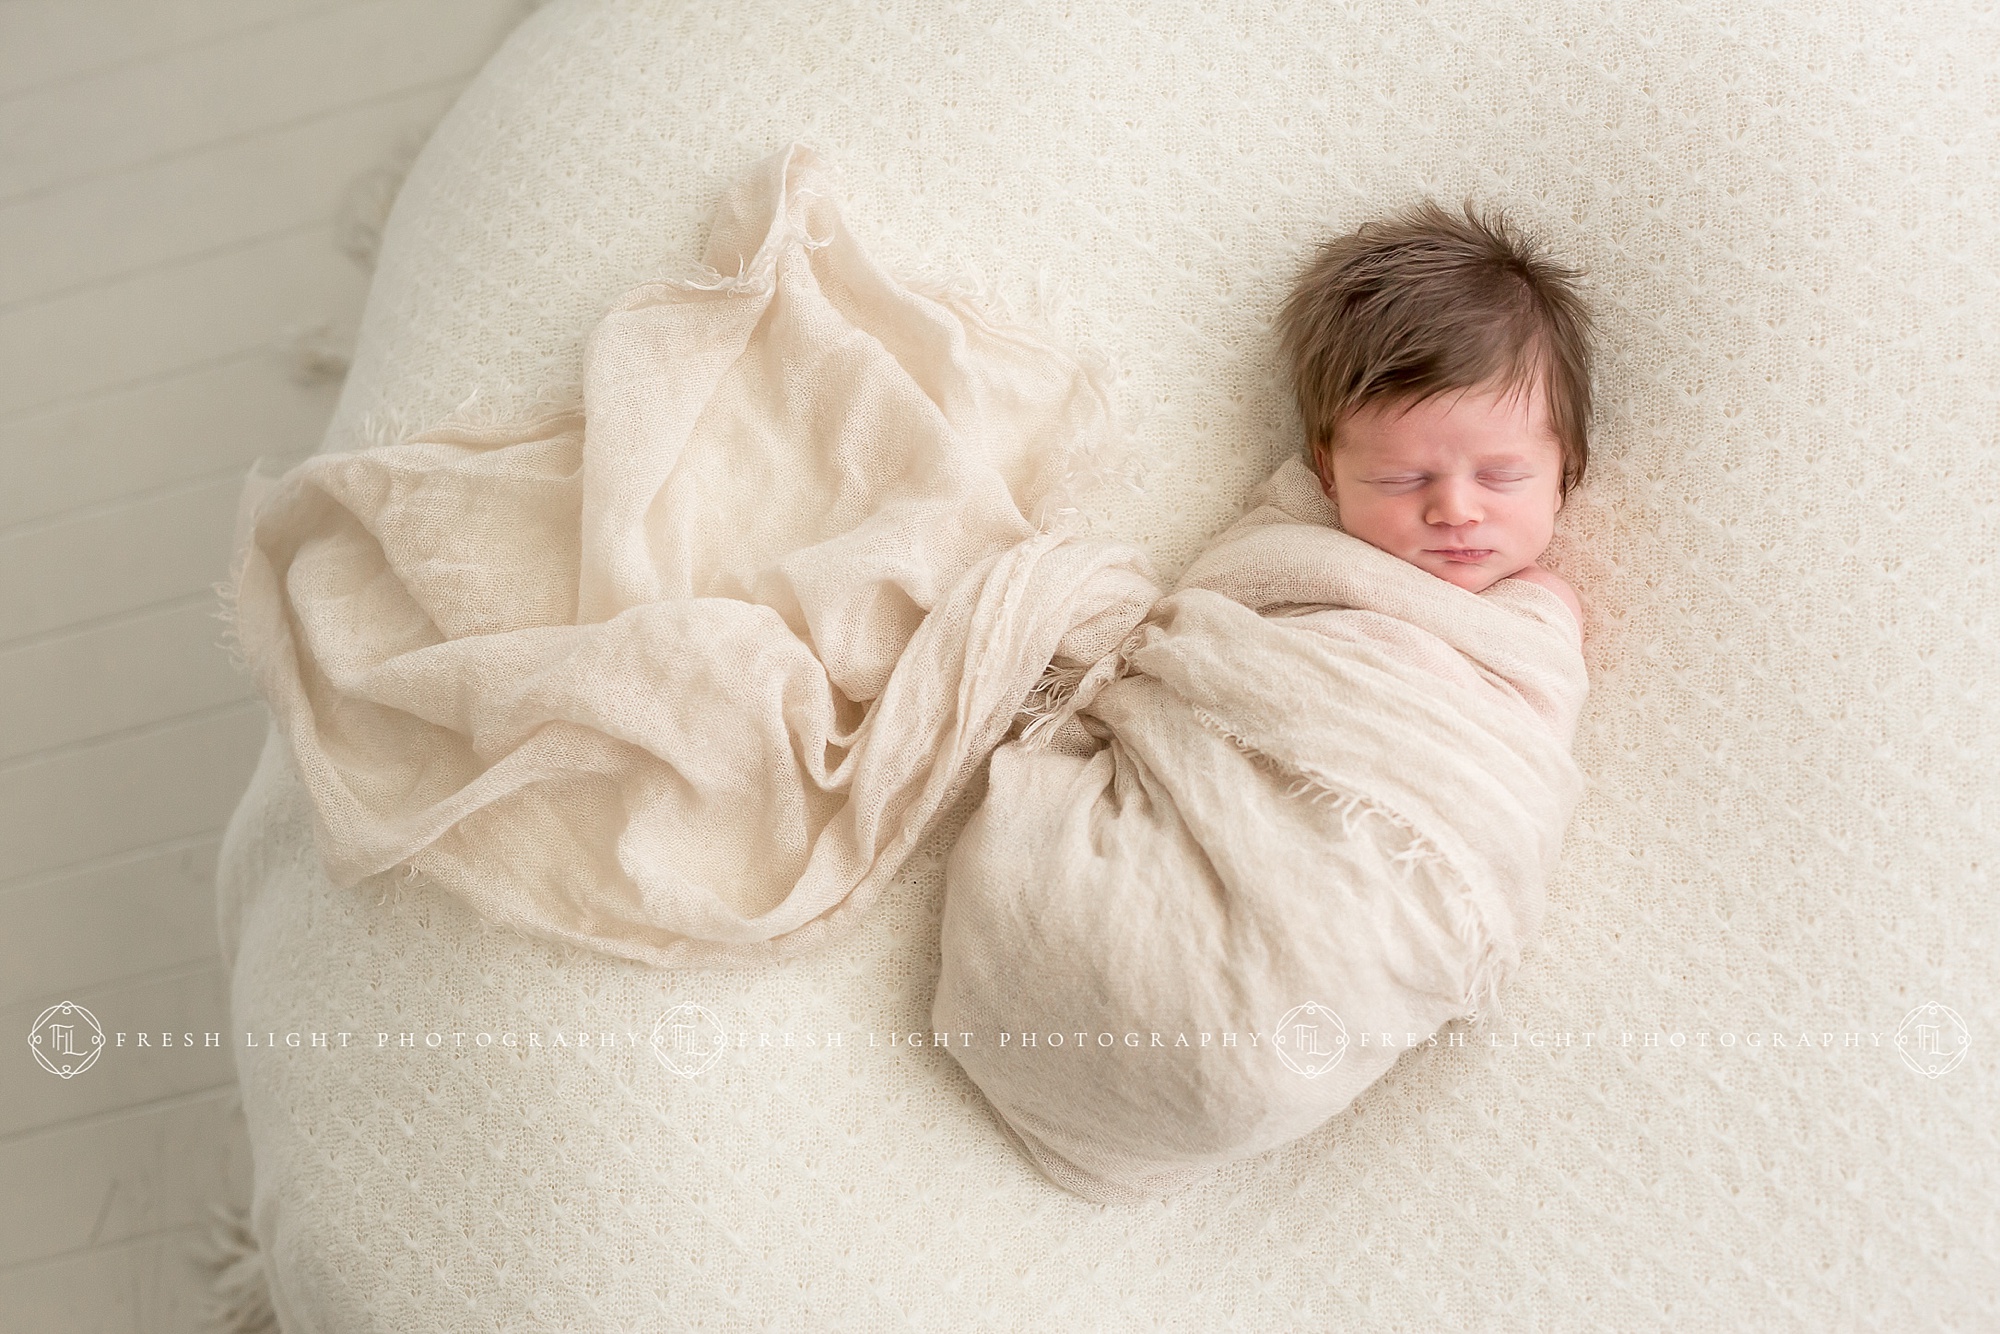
<box><xmin>1276</xmin><ymin>200</ymin><xmax>1594</xmax><ymax>594</ymax></box>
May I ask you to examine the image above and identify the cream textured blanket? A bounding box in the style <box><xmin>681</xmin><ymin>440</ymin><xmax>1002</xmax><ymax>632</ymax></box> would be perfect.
<box><xmin>225</xmin><ymin>141</ymin><xmax>1585</xmax><ymax>1200</ymax></box>
<box><xmin>935</xmin><ymin>459</ymin><xmax>1588</xmax><ymax>1202</ymax></box>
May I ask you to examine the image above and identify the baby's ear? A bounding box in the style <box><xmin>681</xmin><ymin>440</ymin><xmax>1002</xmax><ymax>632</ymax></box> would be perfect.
<box><xmin>1310</xmin><ymin>439</ymin><xmax>1335</xmax><ymax>493</ymax></box>
<box><xmin>1310</xmin><ymin>443</ymin><xmax>1345</xmax><ymax>530</ymax></box>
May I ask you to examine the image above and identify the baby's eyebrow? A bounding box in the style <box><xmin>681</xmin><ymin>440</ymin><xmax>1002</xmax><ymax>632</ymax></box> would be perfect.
<box><xmin>1361</xmin><ymin>454</ymin><xmax>1536</xmax><ymax>470</ymax></box>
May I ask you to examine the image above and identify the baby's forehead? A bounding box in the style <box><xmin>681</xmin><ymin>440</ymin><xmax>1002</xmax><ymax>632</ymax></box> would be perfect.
<box><xmin>1336</xmin><ymin>384</ymin><xmax>1561</xmax><ymax>462</ymax></box>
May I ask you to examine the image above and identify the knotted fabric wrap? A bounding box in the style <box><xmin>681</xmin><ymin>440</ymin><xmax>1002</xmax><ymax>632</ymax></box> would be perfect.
<box><xmin>223</xmin><ymin>143</ymin><xmax>1157</xmax><ymax>967</ymax></box>
<box><xmin>934</xmin><ymin>459</ymin><xmax>1588</xmax><ymax>1203</ymax></box>
<box><xmin>224</xmin><ymin>143</ymin><xmax>1587</xmax><ymax>1199</ymax></box>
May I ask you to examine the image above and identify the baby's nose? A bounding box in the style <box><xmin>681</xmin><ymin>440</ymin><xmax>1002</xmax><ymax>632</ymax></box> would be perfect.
<box><xmin>1425</xmin><ymin>479</ymin><xmax>1483</xmax><ymax>527</ymax></box>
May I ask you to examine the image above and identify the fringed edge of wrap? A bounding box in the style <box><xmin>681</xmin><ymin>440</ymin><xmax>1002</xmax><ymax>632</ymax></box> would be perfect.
<box><xmin>211</xmin><ymin>457</ymin><xmax>289</xmax><ymax>689</ymax></box>
<box><xmin>198</xmin><ymin>1200</ymin><xmax>280</xmax><ymax>1334</ymax></box>
<box><xmin>1182</xmin><ymin>703</ymin><xmax>1523</xmax><ymax>1030</ymax></box>
<box><xmin>1013</xmin><ymin>623</ymin><xmax>1151</xmax><ymax>749</ymax></box>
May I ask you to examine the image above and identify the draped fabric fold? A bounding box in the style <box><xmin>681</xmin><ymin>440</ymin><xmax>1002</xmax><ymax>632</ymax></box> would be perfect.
<box><xmin>222</xmin><ymin>143</ymin><xmax>1156</xmax><ymax>967</ymax></box>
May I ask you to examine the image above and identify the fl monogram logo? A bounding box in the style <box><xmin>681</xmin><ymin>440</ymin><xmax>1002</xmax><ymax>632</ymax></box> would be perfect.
<box><xmin>29</xmin><ymin>1001</ymin><xmax>105</xmax><ymax>1079</ymax></box>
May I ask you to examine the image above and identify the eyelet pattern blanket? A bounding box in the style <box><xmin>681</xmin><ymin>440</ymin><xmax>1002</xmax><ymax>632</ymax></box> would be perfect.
<box><xmin>212</xmin><ymin>0</ymin><xmax>1999</xmax><ymax>1323</ymax></box>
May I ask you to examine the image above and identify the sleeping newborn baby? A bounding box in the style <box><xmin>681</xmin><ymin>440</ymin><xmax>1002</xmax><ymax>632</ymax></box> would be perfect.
<box><xmin>935</xmin><ymin>199</ymin><xmax>1595</xmax><ymax>1204</ymax></box>
<box><xmin>1282</xmin><ymin>198</ymin><xmax>1589</xmax><ymax>637</ymax></box>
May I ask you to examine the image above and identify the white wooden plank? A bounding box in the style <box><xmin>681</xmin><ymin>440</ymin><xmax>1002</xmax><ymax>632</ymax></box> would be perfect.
<box><xmin>0</xmin><ymin>1086</ymin><xmax>251</xmax><ymax>1270</ymax></box>
<box><xmin>0</xmin><ymin>601</ymin><xmax>257</xmax><ymax>764</ymax></box>
<box><xmin>0</xmin><ymin>473</ymin><xmax>244</xmax><ymax>644</ymax></box>
<box><xmin>0</xmin><ymin>836</ymin><xmax>223</xmax><ymax>1011</ymax></box>
<box><xmin>0</xmin><ymin>3</ymin><xmax>543</xmax><ymax>1316</ymax></box>
<box><xmin>0</xmin><ymin>0</ymin><xmax>530</xmax><ymax>202</ymax></box>
<box><xmin>0</xmin><ymin>704</ymin><xmax>267</xmax><ymax>884</ymax></box>
<box><xmin>0</xmin><ymin>80</ymin><xmax>459</xmax><ymax>307</ymax></box>
<box><xmin>3</xmin><ymin>968</ymin><xmax>235</xmax><ymax>1142</ymax></box>
<box><xmin>0</xmin><ymin>355</ymin><xmax>330</xmax><ymax>531</ymax></box>
<box><xmin>0</xmin><ymin>0</ymin><xmax>335</xmax><ymax>100</ymax></box>
<box><xmin>0</xmin><ymin>226</ymin><xmax>365</xmax><ymax>422</ymax></box>
<box><xmin>0</xmin><ymin>1225</ymin><xmax>224</xmax><ymax>1334</ymax></box>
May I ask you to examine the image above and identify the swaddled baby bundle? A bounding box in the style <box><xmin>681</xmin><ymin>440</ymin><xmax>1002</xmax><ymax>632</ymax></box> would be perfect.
<box><xmin>222</xmin><ymin>143</ymin><xmax>1586</xmax><ymax>1204</ymax></box>
<box><xmin>935</xmin><ymin>459</ymin><xmax>1587</xmax><ymax>1202</ymax></box>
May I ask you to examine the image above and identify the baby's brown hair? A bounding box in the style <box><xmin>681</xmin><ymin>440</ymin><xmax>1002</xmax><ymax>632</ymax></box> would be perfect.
<box><xmin>1276</xmin><ymin>199</ymin><xmax>1594</xmax><ymax>500</ymax></box>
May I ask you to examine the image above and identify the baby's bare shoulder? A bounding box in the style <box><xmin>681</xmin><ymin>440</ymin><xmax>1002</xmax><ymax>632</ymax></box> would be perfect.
<box><xmin>1505</xmin><ymin>564</ymin><xmax>1584</xmax><ymax>634</ymax></box>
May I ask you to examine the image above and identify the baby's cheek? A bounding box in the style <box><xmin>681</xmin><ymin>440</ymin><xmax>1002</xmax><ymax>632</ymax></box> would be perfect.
<box><xmin>1497</xmin><ymin>503</ymin><xmax>1552</xmax><ymax>555</ymax></box>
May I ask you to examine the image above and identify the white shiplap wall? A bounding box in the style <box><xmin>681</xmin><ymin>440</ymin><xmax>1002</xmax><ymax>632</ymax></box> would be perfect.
<box><xmin>0</xmin><ymin>3</ymin><xmax>531</xmax><ymax>1328</ymax></box>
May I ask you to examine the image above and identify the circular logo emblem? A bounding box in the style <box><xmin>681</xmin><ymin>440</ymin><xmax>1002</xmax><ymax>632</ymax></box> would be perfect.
<box><xmin>1895</xmin><ymin>1002</ymin><xmax>1970</xmax><ymax>1079</ymax></box>
<box><xmin>1271</xmin><ymin>1002</ymin><xmax>1349</xmax><ymax>1079</ymax></box>
<box><xmin>649</xmin><ymin>1002</ymin><xmax>728</xmax><ymax>1079</ymax></box>
<box><xmin>30</xmin><ymin>1001</ymin><xmax>105</xmax><ymax>1079</ymax></box>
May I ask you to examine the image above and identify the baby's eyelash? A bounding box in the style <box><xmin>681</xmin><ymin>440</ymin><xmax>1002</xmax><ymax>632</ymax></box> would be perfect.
<box><xmin>1369</xmin><ymin>474</ymin><xmax>1529</xmax><ymax>485</ymax></box>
